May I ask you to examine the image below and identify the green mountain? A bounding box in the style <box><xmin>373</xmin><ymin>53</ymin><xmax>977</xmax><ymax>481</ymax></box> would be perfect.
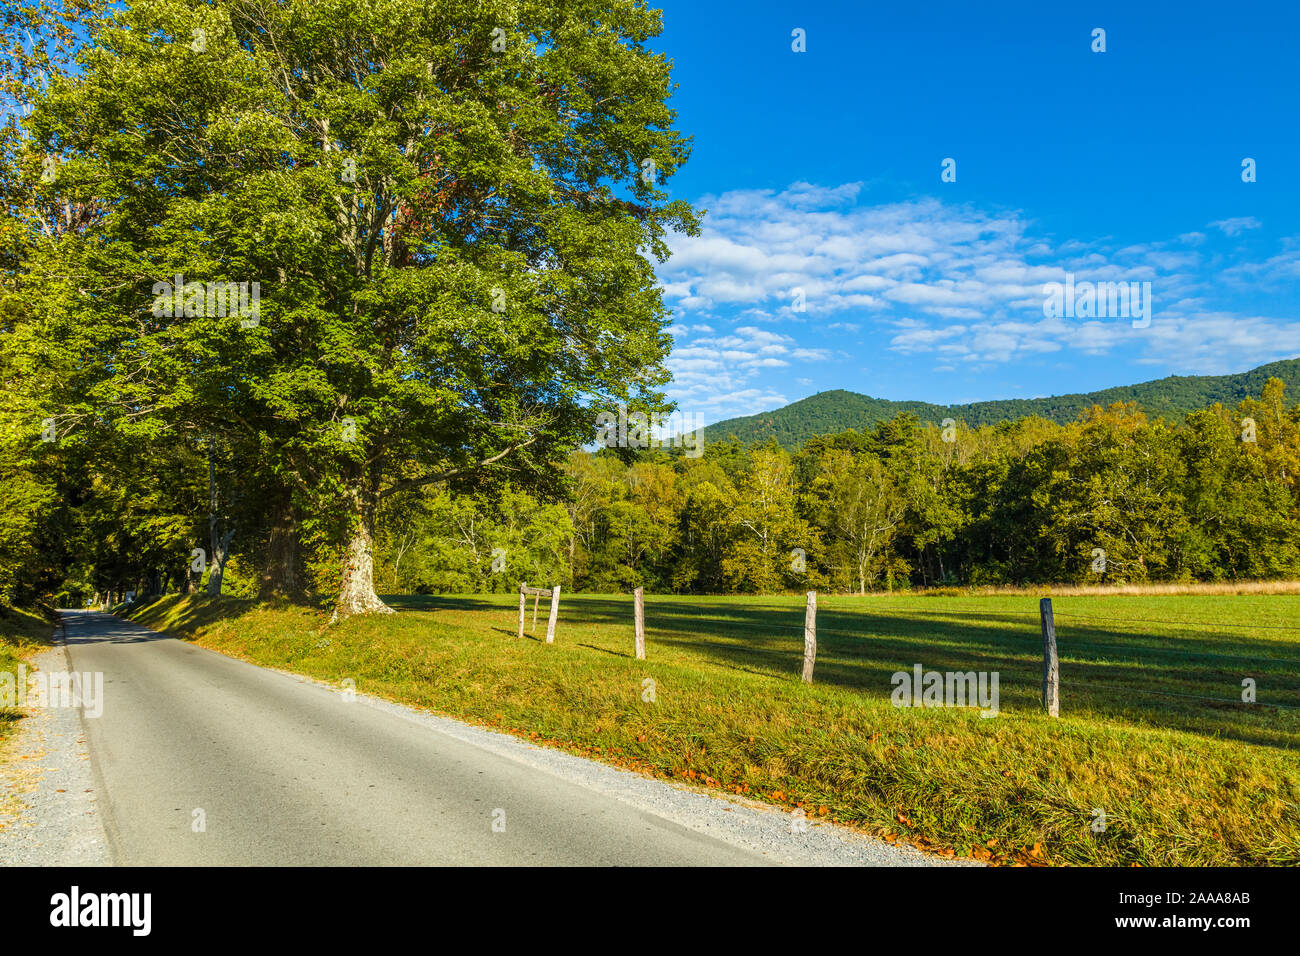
<box><xmin>704</xmin><ymin>357</ymin><xmax>1300</xmax><ymax>446</ymax></box>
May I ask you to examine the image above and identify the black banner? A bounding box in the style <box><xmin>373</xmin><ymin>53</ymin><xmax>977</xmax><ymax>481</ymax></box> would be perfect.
<box><xmin>3</xmin><ymin>865</ymin><xmax>1286</xmax><ymax>942</ymax></box>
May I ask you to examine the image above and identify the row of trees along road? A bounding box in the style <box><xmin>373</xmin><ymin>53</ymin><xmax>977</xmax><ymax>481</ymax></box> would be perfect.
<box><xmin>0</xmin><ymin>0</ymin><xmax>699</xmax><ymax>615</ymax></box>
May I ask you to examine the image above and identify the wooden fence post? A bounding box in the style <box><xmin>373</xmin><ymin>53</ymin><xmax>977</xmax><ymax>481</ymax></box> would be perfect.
<box><xmin>546</xmin><ymin>584</ymin><xmax>561</xmax><ymax>644</ymax></box>
<box><xmin>1040</xmin><ymin>597</ymin><xmax>1059</xmax><ymax>717</ymax></box>
<box><xmin>634</xmin><ymin>586</ymin><xmax>646</xmax><ymax>660</ymax></box>
<box><xmin>801</xmin><ymin>590</ymin><xmax>817</xmax><ymax>683</ymax></box>
<box><xmin>517</xmin><ymin>582</ymin><xmax>526</xmax><ymax>639</ymax></box>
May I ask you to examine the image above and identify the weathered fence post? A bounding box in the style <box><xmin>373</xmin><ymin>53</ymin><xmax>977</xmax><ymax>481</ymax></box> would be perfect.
<box><xmin>546</xmin><ymin>584</ymin><xmax>561</xmax><ymax>644</ymax></box>
<box><xmin>518</xmin><ymin>582</ymin><xmax>526</xmax><ymax>639</ymax></box>
<box><xmin>634</xmin><ymin>586</ymin><xmax>646</xmax><ymax>660</ymax></box>
<box><xmin>801</xmin><ymin>590</ymin><xmax>817</xmax><ymax>683</ymax></box>
<box><xmin>1040</xmin><ymin>597</ymin><xmax>1059</xmax><ymax>717</ymax></box>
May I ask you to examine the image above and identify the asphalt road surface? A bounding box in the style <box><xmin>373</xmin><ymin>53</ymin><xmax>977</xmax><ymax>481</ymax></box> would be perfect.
<box><xmin>48</xmin><ymin>610</ymin><xmax>958</xmax><ymax>867</ymax></box>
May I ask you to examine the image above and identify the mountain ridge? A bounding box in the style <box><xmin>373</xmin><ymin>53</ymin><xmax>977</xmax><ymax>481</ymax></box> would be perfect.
<box><xmin>704</xmin><ymin>357</ymin><xmax>1300</xmax><ymax>446</ymax></box>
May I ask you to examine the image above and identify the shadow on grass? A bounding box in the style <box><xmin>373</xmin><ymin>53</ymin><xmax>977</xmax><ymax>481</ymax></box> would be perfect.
<box><xmin>149</xmin><ymin>590</ymin><xmax>1300</xmax><ymax>751</ymax></box>
<box><xmin>0</xmin><ymin>604</ymin><xmax>59</xmax><ymax>651</ymax></box>
<box><xmin>405</xmin><ymin>593</ymin><xmax>1300</xmax><ymax>750</ymax></box>
<box><xmin>126</xmin><ymin>594</ymin><xmax>259</xmax><ymax>638</ymax></box>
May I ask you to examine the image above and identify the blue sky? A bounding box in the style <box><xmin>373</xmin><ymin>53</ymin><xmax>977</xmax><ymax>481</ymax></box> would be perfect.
<box><xmin>650</xmin><ymin>0</ymin><xmax>1300</xmax><ymax>422</ymax></box>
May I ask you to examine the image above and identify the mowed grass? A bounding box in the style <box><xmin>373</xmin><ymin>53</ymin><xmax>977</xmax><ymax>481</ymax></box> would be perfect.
<box><xmin>0</xmin><ymin>605</ymin><xmax>57</xmax><ymax>743</ymax></box>
<box><xmin>131</xmin><ymin>591</ymin><xmax>1300</xmax><ymax>866</ymax></box>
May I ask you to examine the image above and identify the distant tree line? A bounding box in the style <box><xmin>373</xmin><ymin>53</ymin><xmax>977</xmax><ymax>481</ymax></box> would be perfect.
<box><xmin>370</xmin><ymin>379</ymin><xmax>1300</xmax><ymax>595</ymax></box>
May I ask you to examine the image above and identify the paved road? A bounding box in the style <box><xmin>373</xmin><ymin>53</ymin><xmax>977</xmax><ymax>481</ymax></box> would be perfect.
<box><xmin>53</xmin><ymin>610</ymin><xmax>957</xmax><ymax>866</ymax></box>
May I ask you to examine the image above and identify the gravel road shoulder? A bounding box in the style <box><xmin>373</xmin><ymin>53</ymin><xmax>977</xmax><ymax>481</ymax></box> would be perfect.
<box><xmin>0</xmin><ymin>641</ymin><xmax>111</xmax><ymax>866</ymax></box>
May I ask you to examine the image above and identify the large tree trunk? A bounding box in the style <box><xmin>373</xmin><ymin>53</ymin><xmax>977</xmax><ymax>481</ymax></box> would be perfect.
<box><xmin>206</xmin><ymin>444</ymin><xmax>231</xmax><ymax>596</ymax></box>
<box><xmin>332</xmin><ymin>510</ymin><xmax>394</xmax><ymax>621</ymax></box>
<box><xmin>259</xmin><ymin>495</ymin><xmax>302</xmax><ymax>601</ymax></box>
<box><xmin>207</xmin><ymin>528</ymin><xmax>233</xmax><ymax>596</ymax></box>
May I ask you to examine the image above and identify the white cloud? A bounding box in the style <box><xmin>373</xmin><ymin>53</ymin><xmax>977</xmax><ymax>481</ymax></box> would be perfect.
<box><xmin>890</xmin><ymin>311</ymin><xmax>1300</xmax><ymax>372</ymax></box>
<box><xmin>659</xmin><ymin>182</ymin><xmax>1300</xmax><ymax>415</ymax></box>
<box><xmin>1209</xmin><ymin>216</ymin><xmax>1262</xmax><ymax>237</ymax></box>
<box><xmin>666</xmin><ymin>325</ymin><xmax>831</xmax><ymax>420</ymax></box>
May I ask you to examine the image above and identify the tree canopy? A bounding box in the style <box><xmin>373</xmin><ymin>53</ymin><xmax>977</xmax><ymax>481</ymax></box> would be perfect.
<box><xmin>2</xmin><ymin>0</ymin><xmax>697</xmax><ymax>614</ymax></box>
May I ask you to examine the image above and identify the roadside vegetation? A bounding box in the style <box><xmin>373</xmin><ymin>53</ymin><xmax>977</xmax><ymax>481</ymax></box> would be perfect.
<box><xmin>0</xmin><ymin>604</ymin><xmax>55</xmax><ymax>743</ymax></box>
<box><xmin>130</xmin><ymin>590</ymin><xmax>1300</xmax><ymax>867</ymax></box>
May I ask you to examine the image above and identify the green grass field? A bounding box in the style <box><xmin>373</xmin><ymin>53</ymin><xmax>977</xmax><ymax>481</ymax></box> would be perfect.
<box><xmin>0</xmin><ymin>605</ymin><xmax>56</xmax><ymax>743</ymax></box>
<box><xmin>131</xmin><ymin>590</ymin><xmax>1300</xmax><ymax>866</ymax></box>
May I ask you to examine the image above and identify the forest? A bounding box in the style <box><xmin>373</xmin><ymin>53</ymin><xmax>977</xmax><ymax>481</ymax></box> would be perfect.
<box><xmin>8</xmin><ymin>378</ymin><xmax>1295</xmax><ymax>608</ymax></box>
<box><xmin>373</xmin><ymin>381</ymin><xmax>1300</xmax><ymax>596</ymax></box>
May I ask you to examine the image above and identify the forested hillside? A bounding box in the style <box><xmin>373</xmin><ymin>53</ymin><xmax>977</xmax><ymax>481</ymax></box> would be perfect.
<box><xmin>707</xmin><ymin>358</ymin><xmax>1300</xmax><ymax>446</ymax></box>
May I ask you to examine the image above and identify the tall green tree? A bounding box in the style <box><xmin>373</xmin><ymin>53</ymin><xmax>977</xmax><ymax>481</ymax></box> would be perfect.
<box><xmin>721</xmin><ymin>445</ymin><xmax>811</xmax><ymax>593</ymax></box>
<box><xmin>808</xmin><ymin>448</ymin><xmax>903</xmax><ymax>594</ymax></box>
<box><xmin>8</xmin><ymin>0</ymin><xmax>698</xmax><ymax>616</ymax></box>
